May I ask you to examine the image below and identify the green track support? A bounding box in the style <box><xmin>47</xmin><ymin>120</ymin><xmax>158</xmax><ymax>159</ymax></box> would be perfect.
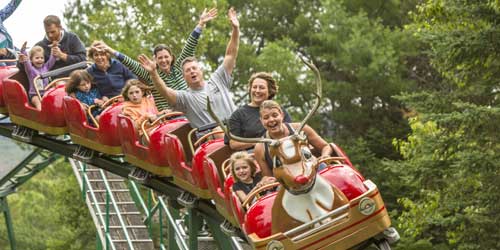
<box><xmin>187</xmin><ymin>208</ymin><xmax>203</xmax><ymax>250</ymax></box>
<box><xmin>1</xmin><ymin>197</ymin><xmax>16</xmax><ymax>250</ymax></box>
<box><xmin>167</xmin><ymin>204</ymin><xmax>181</xmax><ymax>250</ymax></box>
<box><xmin>204</xmin><ymin>212</ymin><xmax>235</xmax><ymax>250</ymax></box>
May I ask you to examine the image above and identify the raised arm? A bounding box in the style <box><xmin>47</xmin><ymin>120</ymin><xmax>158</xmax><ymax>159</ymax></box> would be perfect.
<box><xmin>301</xmin><ymin>124</ymin><xmax>333</xmax><ymax>159</ymax></box>
<box><xmin>222</xmin><ymin>7</ymin><xmax>240</xmax><ymax>75</ymax></box>
<box><xmin>254</xmin><ymin>143</ymin><xmax>273</xmax><ymax>177</ymax></box>
<box><xmin>0</xmin><ymin>0</ymin><xmax>21</xmax><ymax>22</ymax></box>
<box><xmin>174</xmin><ymin>7</ymin><xmax>217</xmax><ymax>69</ymax></box>
<box><xmin>137</xmin><ymin>54</ymin><xmax>177</xmax><ymax>106</ymax></box>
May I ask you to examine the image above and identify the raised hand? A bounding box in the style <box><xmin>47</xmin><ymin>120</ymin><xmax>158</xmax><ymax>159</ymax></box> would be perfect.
<box><xmin>137</xmin><ymin>54</ymin><xmax>157</xmax><ymax>73</ymax></box>
<box><xmin>198</xmin><ymin>7</ymin><xmax>218</xmax><ymax>28</ymax></box>
<box><xmin>51</xmin><ymin>46</ymin><xmax>66</xmax><ymax>60</ymax></box>
<box><xmin>18</xmin><ymin>53</ymin><xmax>27</xmax><ymax>63</ymax></box>
<box><xmin>92</xmin><ymin>41</ymin><xmax>116</xmax><ymax>55</ymax></box>
<box><xmin>228</xmin><ymin>7</ymin><xmax>239</xmax><ymax>29</ymax></box>
<box><xmin>20</xmin><ymin>41</ymin><xmax>27</xmax><ymax>52</ymax></box>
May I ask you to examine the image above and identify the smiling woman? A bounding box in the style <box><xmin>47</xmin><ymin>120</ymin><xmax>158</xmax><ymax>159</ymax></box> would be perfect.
<box><xmin>3</xmin><ymin>0</ymin><xmax>67</xmax><ymax>48</ymax></box>
<box><xmin>226</xmin><ymin>72</ymin><xmax>292</xmax><ymax>151</ymax></box>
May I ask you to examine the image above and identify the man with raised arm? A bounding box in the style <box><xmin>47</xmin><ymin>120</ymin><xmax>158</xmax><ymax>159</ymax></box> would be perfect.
<box><xmin>35</xmin><ymin>15</ymin><xmax>86</xmax><ymax>78</ymax></box>
<box><xmin>138</xmin><ymin>7</ymin><xmax>239</xmax><ymax>130</ymax></box>
<box><xmin>93</xmin><ymin>8</ymin><xmax>218</xmax><ymax>112</ymax></box>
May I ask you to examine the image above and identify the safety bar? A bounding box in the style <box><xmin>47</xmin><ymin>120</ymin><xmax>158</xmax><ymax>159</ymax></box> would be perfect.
<box><xmin>39</xmin><ymin>61</ymin><xmax>89</xmax><ymax>79</ymax></box>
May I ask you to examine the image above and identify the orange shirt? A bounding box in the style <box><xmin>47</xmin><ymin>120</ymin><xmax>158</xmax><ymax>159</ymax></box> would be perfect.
<box><xmin>121</xmin><ymin>96</ymin><xmax>158</xmax><ymax>135</ymax></box>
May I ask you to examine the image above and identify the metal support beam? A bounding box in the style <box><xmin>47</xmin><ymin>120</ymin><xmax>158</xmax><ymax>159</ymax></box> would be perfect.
<box><xmin>204</xmin><ymin>211</ymin><xmax>235</xmax><ymax>250</ymax></box>
<box><xmin>1</xmin><ymin>197</ymin><xmax>16</xmax><ymax>250</ymax></box>
<box><xmin>187</xmin><ymin>208</ymin><xmax>202</xmax><ymax>250</ymax></box>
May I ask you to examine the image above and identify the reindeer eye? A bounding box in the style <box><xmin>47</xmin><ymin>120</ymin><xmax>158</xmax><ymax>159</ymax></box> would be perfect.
<box><xmin>302</xmin><ymin>148</ymin><xmax>312</xmax><ymax>160</ymax></box>
<box><xmin>273</xmin><ymin>157</ymin><xmax>282</xmax><ymax>168</ymax></box>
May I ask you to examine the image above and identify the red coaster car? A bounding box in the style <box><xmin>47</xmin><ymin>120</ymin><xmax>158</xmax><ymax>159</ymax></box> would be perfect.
<box><xmin>239</xmin><ymin>160</ymin><xmax>391</xmax><ymax>250</ymax></box>
<box><xmin>0</xmin><ymin>64</ymin><xmax>19</xmax><ymax>114</ymax></box>
<box><xmin>2</xmin><ymin>77</ymin><xmax>68</xmax><ymax>135</ymax></box>
<box><xmin>118</xmin><ymin>112</ymin><xmax>188</xmax><ymax>176</ymax></box>
<box><xmin>164</xmin><ymin>126</ymin><xmax>232</xmax><ymax>199</ymax></box>
<box><xmin>203</xmin><ymin>147</ymin><xmax>237</xmax><ymax>225</ymax></box>
<box><xmin>63</xmin><ymin>96</ymin><xmax>124</xmax><ymax>155</ymax></box>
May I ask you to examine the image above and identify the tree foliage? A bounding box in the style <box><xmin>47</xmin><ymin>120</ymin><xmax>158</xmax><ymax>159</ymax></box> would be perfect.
<box><xmin>0</xmin><ymin>159</ymin><xmax>96</xmax><ymax>250</ymax></box>
<box><xmin>387</xmin><ymin>1</ymin><xmax>500</xmax><ymax>249</ymax></box>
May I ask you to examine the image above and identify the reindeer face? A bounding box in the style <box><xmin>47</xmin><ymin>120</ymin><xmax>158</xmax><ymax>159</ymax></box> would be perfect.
<box><xmin>271</xmin><ymin>134</ymin><xmax>319</xmax><ymax>194</ymax></box>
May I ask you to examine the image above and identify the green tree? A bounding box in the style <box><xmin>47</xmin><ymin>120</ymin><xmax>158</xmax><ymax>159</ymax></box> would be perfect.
<box><xmin>388</xmin><ymin>1</ymin><xmax>500</xmax><ymax>249</ymax></box>
<box><xmin>0</xmin><ymin>159</ymin><xmax>96</xmax><ymax>250</ymax></box>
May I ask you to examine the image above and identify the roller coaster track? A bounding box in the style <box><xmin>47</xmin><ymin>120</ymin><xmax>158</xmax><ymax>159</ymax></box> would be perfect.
<box><xmin>0</xmin><ymin>119</ymin><xmax>246</xmax><ymax>250</ymax></box>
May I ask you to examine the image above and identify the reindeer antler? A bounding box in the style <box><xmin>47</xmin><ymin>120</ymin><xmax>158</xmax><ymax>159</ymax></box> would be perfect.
<box><xmin>206</xmin><ymin>97</ymin><xmax>275</xmax><ymax>144</ymax></box>
<box><xmin>296</xmin><ymin>55</ymin><xmax>322</xmax><ymax>134</ymax></box>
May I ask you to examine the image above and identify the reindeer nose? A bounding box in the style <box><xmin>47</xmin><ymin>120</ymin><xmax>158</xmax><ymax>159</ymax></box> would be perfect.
<box><xmin>294</xmin><ymin>175</ymin><xmax>309</xmax><ymax>185</ymax></box>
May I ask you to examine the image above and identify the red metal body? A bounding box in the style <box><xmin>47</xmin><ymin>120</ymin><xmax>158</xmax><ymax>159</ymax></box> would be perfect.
<box><xmin>2</xmin><ymin>79</ymin><xmax>67</xmax><ymax>134</ymax></box>
<box><xmin>63</xmin><ymin>96</ymin><xmax>124</xmax><ymax>154</ymax></box>
<box><xmin>0</xmin><ymin>66</ymin><xmax>19</xmax><ymax>114</ymax></box>
<box><xmin>241</xmin><ymin>163</ymin><xmax>368</xmax><ymax>239</ymax></box>
<box><xmin>204</xmin><ymin>157</ymin><xmax>237</xmax><ymax>224</ymax></box>
<box><xmin>164</xmin><ymin>132</ymin><xmax>226</xmax><ymax>199</ymax></box>
<box><xmin>118</xmin><ymin>116</ymin><xmax>189</xmax><ymax>176</ymax></box>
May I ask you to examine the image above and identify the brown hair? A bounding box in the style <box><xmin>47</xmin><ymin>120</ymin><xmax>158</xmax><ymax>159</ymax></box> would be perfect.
<box><xmin>65</xmin><ymin>70</ymin><xmax>94</xmax><ymax>94</ymax></box>
<box><xmin>230</xmin><ymin>151</ymin><xmax>257</xmax><ymax>182</ymax></box>
<box><xmin>88</xmin><ymin>41</ymin><xmax>111</xmax><ymax>60</ymax></box>
<box><xmin>153</xmin><ymin>44</ymin><xmax>175</xmax><ymax>67</ymax></box>
<box><xmin>248</xmin><ymin>72</ymin><xmax>278</xmax><ymax>100</ymax></box>
<box><xmin>28</xmin><ymin>46</ymin><xmax>45</xmax><ymax>60</ymax></box>
<box><xmin>121</xmin><ymin>79</ymin><xmax>152</xmax><ymax>101</ymax></box>
<box><xmin>260</xmin><ymin>100</ymin><xmax>283</xmax><ymax>114</ymax></box>
<box><xmin>43</xmin><ymin>15</ymin><xmax>61</xmax><ymax>27</ymax></box>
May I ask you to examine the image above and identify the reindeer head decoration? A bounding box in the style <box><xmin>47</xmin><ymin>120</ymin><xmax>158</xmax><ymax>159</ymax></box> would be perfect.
<box><xmin>208</xmin><ymin>55</ymin><xmax>322</xmax><ymax>195</ymax></box>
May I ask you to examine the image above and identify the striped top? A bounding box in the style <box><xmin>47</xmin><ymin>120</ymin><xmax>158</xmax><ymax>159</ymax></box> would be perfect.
<box><xmin>116</xmin><ymin>28</ymin><xmax>201</xmax><ymax>111</ymax></box>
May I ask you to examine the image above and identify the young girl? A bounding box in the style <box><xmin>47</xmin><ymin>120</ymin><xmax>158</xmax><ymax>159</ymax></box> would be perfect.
<box><xmin>121</xmin><ymin>79</ymin><xmax>160</xmax><ymax>138</ymax></box>
<box><xmin>230</xmin><ymin>151</ymin><xmax>276</xmax><ymax>203</ymax></box>
<box><xmin>19</xmin><ymin>45</ymin><xmax>56</xmax><ymax>110</ymax></box>
<box><xmin>65</xmin><ymin>70</ymin><xmax>108</xmax><ymax>121</ymax></box>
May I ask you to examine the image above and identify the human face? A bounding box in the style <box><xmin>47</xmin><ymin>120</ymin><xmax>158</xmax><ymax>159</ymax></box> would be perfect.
<box><xmin>45</xmin><ymin>24</ymin><xmax>62</xmax><ymax>43</ymax></box>
<box><xmin>154</xmin><ymin>49</ymin><xmax>172</xmax><ymax>74</ymax></box>
<box><xmin>234</xmin><ymin>159</ymin><xmax>252</xmax><ymax>183</ymax></box>
<box><xmin>31</xmin><ymin>52</ymin><xmax>45</xmax><ymax>68</ymax></box>
<box><xmin>182</xmin><ymin>61</ymin><xmax>204</xmax><ymax>89</ymax></box>
<box><xmin>250</xmin><ymin>78</ymin><xmax>270</xmax><ymax>106</ymax></box>
<box><xmin>93</xmin><ymin>51</ymin><xmax>110</xmax><ymax>71</ymax></box>
<box><xmin>77</xmin><ymin>80</ymin><xmax>91</xmax><ymax>93</ymax></box>
<box><xmin>127</xmin><ymin>86</ymin><xmax>144</xmax><ymax>104</ymax></box>
<box><xmin>260</xmin><ymin>107</ymin><xmax>284</xmax><ymax>135</ymax></box>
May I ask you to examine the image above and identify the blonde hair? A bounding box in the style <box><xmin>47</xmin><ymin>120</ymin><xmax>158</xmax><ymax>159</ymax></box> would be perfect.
<box><xmin>29</xmin><ymin>46</ymin><xmax>45</xmax><ymax>60</ymax></box>
<box><xmin>259</xmin><ymin>100</ymin><xmax>283</xmax><ymax>114</ymax></box>
<box><xmin>230</xmin><ymin>151</ymin><xmax>257</xmax><ymax>182</ymax></box>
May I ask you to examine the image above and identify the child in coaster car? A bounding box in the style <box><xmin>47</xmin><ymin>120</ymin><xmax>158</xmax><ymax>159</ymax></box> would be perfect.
<box><xmin>230</xmin><ymin>151</ymin><xmax>276</xmax><ymax>203</ymax></box>
<box><xmin>121</xmin><ymin>79</ymin><xmax>169</xmax><ymax>144</ymax></box>
<box><xmin>65</xmin><ymin>70</ymin><xmax>108</xmax><ymax>123</ymax></box>
<box><xmin>18</xmin><ymin>45</ymin><xmax>56</xmax><ymax>110</ymax></box>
